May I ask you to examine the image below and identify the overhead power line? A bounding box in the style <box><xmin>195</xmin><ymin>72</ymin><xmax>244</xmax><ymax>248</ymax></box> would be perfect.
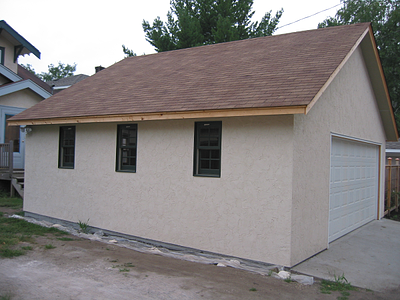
<box><xmin>277</xmin><ymin>3</ymin><xmax>343</xmax><ymax>30</ymax></box>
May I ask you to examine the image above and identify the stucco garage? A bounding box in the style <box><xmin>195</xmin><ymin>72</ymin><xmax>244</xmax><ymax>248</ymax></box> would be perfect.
<box><xmin>8</xmin><ymin>23</ymin><xmax>399</xmax><ymax>267</ymax></box>
<box><xmin>329</xmin><ymin>136</ymin><xmax>379</xmax><ymax>242</ymax></box>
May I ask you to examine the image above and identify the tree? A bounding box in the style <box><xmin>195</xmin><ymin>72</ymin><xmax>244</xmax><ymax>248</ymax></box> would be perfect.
<box><xmin>22</xmin><ymin>62</ymin><xmax>77</xmax><ymax>81</ymax></box>
<box><xmin>140</xmin><ymin>0</ymin><xmax>283</xmax><ymax>52</ymax></box>
<box><xmin>122</xmin><ymin>45</ymin><xmax>137</xmax><ymax>57</ymax></box>
<box><xmin>319</xmin><ymin>0</ymin><xmax>400</xmax><ymax>127</ymax></box>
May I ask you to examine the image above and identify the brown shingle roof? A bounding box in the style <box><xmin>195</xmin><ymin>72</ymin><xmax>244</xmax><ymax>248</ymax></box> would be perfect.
<box><xmin>17</xmin><ymin>65</ymin><xmax>53</xmax><ymax>94</ymax></box>
<box><xmin>11</xmin><ymin>23</ymin><xmax>371</xmax><ymax>122</ymax></box>
<box><xmin>47</xmin><ymin>74</ymin><xmax>89</xmax><ymax>88</ymax></box>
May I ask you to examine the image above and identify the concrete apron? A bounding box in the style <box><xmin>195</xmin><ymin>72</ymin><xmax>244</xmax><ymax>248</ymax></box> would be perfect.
<box><xmin>292</xmin><ymin>218</ymin><xmax>400</xmax><ymax>292</ymax></box>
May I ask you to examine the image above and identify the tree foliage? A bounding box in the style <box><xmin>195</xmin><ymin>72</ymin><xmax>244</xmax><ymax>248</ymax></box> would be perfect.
<box><xmin>122</xmin><ymin>44</ymin><xmax>137</xmax><ymax>57</ymax></box>
<box><xmin>319</xmin><ymin>0</ymin><xmax>400</xmax><ymax>126</ymax></box>
<box><xmin>22</xmin><ymin>62</ymin><xmax>77</xmax><ymax>81</ymax></box>
<box><xmin>141</xmin><ymin>0</ymin><xmax>283</xmax><ymax>52</ymax></box>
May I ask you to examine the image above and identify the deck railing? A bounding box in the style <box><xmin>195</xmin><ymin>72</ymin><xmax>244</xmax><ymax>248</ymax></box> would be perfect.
<box><xmin>385</xmin><ymin>157</ymin><xmax>400</xmax><ymax>215</ymax></box>
<box><xmin>0</xmin><ymin>141</ymin><xmax>13</xmax><ymax>177</ymax></box>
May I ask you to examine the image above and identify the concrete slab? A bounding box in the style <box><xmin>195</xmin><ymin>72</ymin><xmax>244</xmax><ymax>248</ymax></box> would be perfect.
<box><xmin>292</xmin><ymin>219</ymin><xmax>400</xmax><ymax>292</ymax></box>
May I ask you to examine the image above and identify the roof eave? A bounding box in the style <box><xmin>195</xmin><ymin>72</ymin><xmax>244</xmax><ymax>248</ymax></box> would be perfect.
<box><xmin>0</xmin><ymin>80</ymin><xmax>52</xmax><ymax>99</ymax></box>
<box><xmin>361</xmin><ymin>26</ymin><xmax>398</xmax><ymax>141</ymax></box>
<box><xmin>0</xmin><ymin>63</ymin><xmax>22</xmax><ymax>82</ymax></box>
<box><xmin>0</xmin><ymin>20</ymin><xmax>40</xmax><ymax>59</ymax></box>
<box><xmin>306</xmin><ymin>25</ymin><xmax>398</xmax><ymax>142</ymax></box>
<box><xmin>7</xmin><ymin>105</ymin><xmax>308</xmax><ymax>126</ymax></box>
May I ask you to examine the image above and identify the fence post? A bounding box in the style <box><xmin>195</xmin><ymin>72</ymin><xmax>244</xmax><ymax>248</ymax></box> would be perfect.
<box><xmin>387</xmin><ymin>157</ymin><xmax>392</xmax><ymax>214</ymax></box>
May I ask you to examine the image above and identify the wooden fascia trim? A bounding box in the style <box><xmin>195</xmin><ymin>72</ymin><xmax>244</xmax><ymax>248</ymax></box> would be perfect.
<box><xmin>365</xmin><ymin>28</ymin><xmax>398</xmax><ymax>140</ymax></box>
<box><xmin>7</xmin><ymin>106</ymin><xmax>307</xmax><ymax>126</ymax></box>
<box><xmin>305</xmin><ymin>27</ymin><xmax>370</xmax><ymax>115</ymax></box>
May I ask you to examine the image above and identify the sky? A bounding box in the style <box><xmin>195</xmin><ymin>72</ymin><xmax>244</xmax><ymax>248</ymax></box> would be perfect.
<box><xmin>1</xmin><ymin>0</ymin><xmax>341</xmax><ymax>76</ymax></box>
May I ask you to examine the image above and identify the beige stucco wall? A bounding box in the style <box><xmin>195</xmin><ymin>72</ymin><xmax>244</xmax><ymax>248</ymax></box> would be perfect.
<box><xmin>0</xmin><ymin>89</ymin><xmax>43</xmax><ymax>108</ymax></box>
<box><xmin>0</xmin><ymin>37</ymin><xmax>18</xmax><ymax>73</ymax></box>
<box><xmin>290</xmin><ymin>46</ymin><xmax>387</xmax><ymax>266</ymax></box>
<box><xmin>24</xmin><ymin>115</ymin><xmax>295</xmax><ymax>266</ymax></box>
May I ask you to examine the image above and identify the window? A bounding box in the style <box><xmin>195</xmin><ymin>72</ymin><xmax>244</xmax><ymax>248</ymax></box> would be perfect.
<box><xmin>59</xmin><ymin>126</ymin><xmax>75</xmax><ymax>168</ymax></box>
<box><xmin>0</xmin><ymin>47</ymin><xmax>4</xmax><ymax>65</ymax></box>
<box><xmin>193</xmin><ymin>121</ymin><xmax>222</xmax><ymax>177</ymax></box>
<box><xmin>5</xmin><ymin>115</ymin><xmax>19</xmax><ymax>152</ymax></box>
<box><xmin>116</xmin><ymin>124</ymin><xmax>137</xmax><ymax>172</ymax></box>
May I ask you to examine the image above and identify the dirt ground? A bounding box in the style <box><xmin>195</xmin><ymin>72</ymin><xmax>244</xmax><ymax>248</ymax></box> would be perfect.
<box><xmin>0</xmin><ymin>208</ymin><xmax>398</xmax><ymax>300</ymax></box>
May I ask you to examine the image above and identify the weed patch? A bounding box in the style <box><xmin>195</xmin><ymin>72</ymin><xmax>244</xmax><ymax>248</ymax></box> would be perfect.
<box><xmin>320</xmin><ymin>274</ymin><xmax>356</xmax><ymax>300</ymax></box>
<box><xmin>44</xmin><ymin>244</ymin><xmax>56</xmax><ymax>249</ymax></box>
<box><xmin>78</xmin><ymin>219</ymin><xmax>90</xmax><ymax>233</ymax></box>
<box><xmin>57</xmin><ymin>237</ymin><xmax>74</xmax><ymax>241</ymax></box>
<box><xmin>1</xmin><ymin>248</ymin><xmax>25</xmax><ymax>258</ymax></box>
<box><xmin>119</xmin><ymin>268</ymin><xmax>130</xmax><ymax>272</ymax></box>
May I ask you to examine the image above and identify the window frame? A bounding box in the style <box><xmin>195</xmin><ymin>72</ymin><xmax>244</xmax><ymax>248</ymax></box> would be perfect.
<box><xmin>116</xmin><ymin>124</ymin><xmax>137</xmax><ymax>173</ymax></box>
<box><xmin>0</xmin><ymin>47</ymin><xmax>4</xmax><ymax>65</ymax></box>
<box><xmin>58</xmin><ymin>126</ymin><xmax>75</xmax><ymax>169</ymax></box>
<box><xmin>193</xmin><ymin>121</ymin><xmax>222</xmax><ymax>178</ymax></box>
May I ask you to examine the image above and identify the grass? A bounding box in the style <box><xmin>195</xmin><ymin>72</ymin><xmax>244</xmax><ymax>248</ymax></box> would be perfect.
<box><xmin>57</xmin><ymin>237</ymin><xmax>74</xmax><ymax>241</ymax></box>
<box><xmin>0</xmin><ymin>192</ymin><xmax>69</xmax><ymax>258</ymax></box>
<box><xmin>386</xmin><ymin>212</ymin><xmax>400</xmax><ymax>221</ymax></box>
<box><xmin>249</xmin><ymin>288</ymin><xmax>257</xmax><ymax>292</ymax></box>
<box><xmin>0</xmin><ymin>294</ymin><xmax>12</xmax><ymax>300</ymax></box>
<box><xmin>320</xmin><ymin>274</ymin><xmax>357</xmax><ymax>300</ymax></box>
<box><xmin>0</xmin><ymin>195</ymin><xmax>22</xmax><ymax>209</ymax></box>
<box><xmin>44</xmin><ymin>244</ymin><xmax>56</xmax><ymax>249</ymax></box>
<box><xmin>113</xmin><ymin>262</ymin><xmax>135</xmax><ymax>273</ymax></box>
<box><xmin>119</xmin><ymin>268</ymin><xmax>130</xmax><ymax>272</ymax></box>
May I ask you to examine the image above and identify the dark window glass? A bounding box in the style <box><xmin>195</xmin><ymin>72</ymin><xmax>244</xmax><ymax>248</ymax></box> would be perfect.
<box><xmin>5</xmin><ymin>115</ymin><xmax>19</xmax><ymax>152</ymax></box>
<box><xmin>194</xmin><ymin>121</ymin><xmax>221</xmax><ymax>177</ymax></box>
<box><xmin>59</xmin><ymin>126</ymin><xmax>75</xmax><ymax>168</ymax></box>
<box><xmin>0</xmin><ymin>47</ymin><xmax>4</xmax><ymax>65</ymax></box>
<box><xmin>116</xmin><ymin>124</ymin><xmax>137</xmax><ymax>172</ymax></box>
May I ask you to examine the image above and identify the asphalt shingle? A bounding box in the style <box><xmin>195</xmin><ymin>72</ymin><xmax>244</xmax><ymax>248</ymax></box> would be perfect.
<box><xmin>11</xmin><ymin>23</ymin><xmax>371</xmax><ymax>122</ymax></box>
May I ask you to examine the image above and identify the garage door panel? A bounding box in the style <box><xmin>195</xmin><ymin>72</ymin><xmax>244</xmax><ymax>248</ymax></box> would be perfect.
<box><xmin>329</xmin><ymin>137</ymin><xmax>379</xmax><ymax>243</ymax></box>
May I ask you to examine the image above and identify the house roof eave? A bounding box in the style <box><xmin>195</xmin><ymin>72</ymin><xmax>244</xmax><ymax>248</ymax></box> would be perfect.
<box><xmin>7</xmin><ymin>105</ymin><xmax>307</xmax><ymax>126</ymax></box>
<box><xmin>0</xmin><ymin>79</ymin><xmax>52</xmax><ymax>99</ymax></box>
<box><xmin>0</xmin><ymin>20</ymin><xmax>40</xmax><ymax>59</ymax></box>
<box><xmin>0</xmin><ymin>63</ymin><xmax>22</xmax><ymax>82</ymax></box>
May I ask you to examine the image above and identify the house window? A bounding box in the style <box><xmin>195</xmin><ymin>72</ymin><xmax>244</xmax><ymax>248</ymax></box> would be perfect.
<box><xmin>5</xmin><ymin>115</ymin><xmax>19</xmax><ymax>152</ymax></box>
<box><xmin>0</xmin><ymin>47</ymin><xmax>4</xmax><ymax>65</ymax></box>
<box><xmin>116</xmin><ymin>124</ymin><xmax>137</xmax><ymax>172</ymax></box>
<box><xmin>59</xmin><ymin>126</ymin><xmax>75</xmax><ymax>169</ymax></box>
<box><xmin>193</xmin><ymin>121</ymin><xmax>222</xmax><ymax>177</ymax></box>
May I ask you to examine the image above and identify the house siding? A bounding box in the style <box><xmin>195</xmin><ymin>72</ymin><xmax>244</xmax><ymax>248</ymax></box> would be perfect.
<box><xmin>291</xmin><ymin>46</ymin><xmax>386</xmax><ymax>266</ymax></box>
<box><xmin>0</xmin><ymin>38</ymin><xmax>17</xmax><ymax>73</ymax></box>
<box><xmin>0</xmin><ymin>89</ymin><xmax>43</xmax><ymax>108</ymax></box>
<box><xmin>24</xmin><ymin>115</ymin><xmax>295</xmax><ymax>266</ymax></box>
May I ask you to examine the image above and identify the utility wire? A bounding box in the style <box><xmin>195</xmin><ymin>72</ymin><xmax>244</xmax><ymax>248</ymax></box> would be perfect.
<box><xmin>277</xmin><ymin>2</ymin><xmax>343</xmax><ymax>30</ymax></box>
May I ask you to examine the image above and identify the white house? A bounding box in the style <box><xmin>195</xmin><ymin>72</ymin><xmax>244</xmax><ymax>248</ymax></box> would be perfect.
<box><xmin>9</xmin><ymin>23</ymin><xmax>398</xmax><ymax>267</ymax></box>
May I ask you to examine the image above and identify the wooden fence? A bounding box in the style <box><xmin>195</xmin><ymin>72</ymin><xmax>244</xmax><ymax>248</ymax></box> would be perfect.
<box><xmin>385</xmin><ymin>157</ymin><xmax>400</xmax><ymax>215</ymax></box>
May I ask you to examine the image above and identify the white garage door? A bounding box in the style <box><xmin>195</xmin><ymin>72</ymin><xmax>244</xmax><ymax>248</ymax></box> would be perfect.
<box><xmin>329</xmin><ymin>137</ymin><xmax>379</xmax><ymax>243</ymax></box>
